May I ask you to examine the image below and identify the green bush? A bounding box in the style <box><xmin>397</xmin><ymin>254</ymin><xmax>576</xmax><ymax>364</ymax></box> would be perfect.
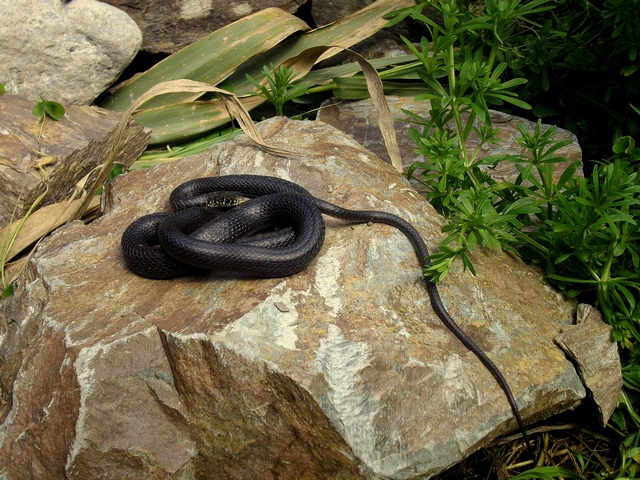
<box><xmin>504</xmin><ymin>0</ymin><xmax>640</xmax><ymax>162</ymax></box>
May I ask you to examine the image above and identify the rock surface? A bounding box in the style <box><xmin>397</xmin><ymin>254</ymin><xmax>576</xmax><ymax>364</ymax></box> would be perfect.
<box><xmin>555</xmin><ymin>304</ymin><xmax>622</xmax><ymax>426</ymax></box>
<box><xmin>317</xmin><ymin>97</ymin><xmax>583</xmax><ymax>195</ymax></box>
<box><xmin>104</xmin><ymin>0</ymin><xmax>306</xmax><ymax>54</ymax></box>
<box><xmin>0</xmin><ymin>118</ymin><xmax>586</xmax><ymax>479</ymax></box>
<box><xmin>0</xmin><ymin>95</ymin><xmax>151</xmax><ymax>229</ymax></box>
<box><xmin>0</xmin><ymin>0</ymin><xmax>142</xmax><ymax>105</ymax></box>
<box><xmin>312</xmin><ymin>0</ymin><xmax>375</xmax><ymax>26</ymax></box>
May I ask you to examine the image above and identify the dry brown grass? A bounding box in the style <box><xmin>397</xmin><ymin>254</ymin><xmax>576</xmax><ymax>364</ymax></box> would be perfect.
<box><xmin>433</xmin><ymin>410</ymin><xmax>620</xmax><ymax>480</ymax></box>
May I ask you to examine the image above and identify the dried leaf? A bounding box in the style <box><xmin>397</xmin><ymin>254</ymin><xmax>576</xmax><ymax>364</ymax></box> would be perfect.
<box><xmin>348</xmin><ymin>50</ymin><xmax>403</xmax><ymax>173</ymax></box>
<box><xmin>1</xmin><ymin>195</ymin><xmax>100</xmax><ymax>262</ymax></box>
<box><xmin>75</xmin><ymin>78</ymin><xmax>306</xmax><ymax>220</ymax></box>
<box><xmin>269</xmin><ymin>46</ymin><xmax>404</xmax><ymax>172</ymax></box>
<box><xmin>3</xmin><ymin>257</ymin><xmax>28</xmax><ymax>287</ymax></box>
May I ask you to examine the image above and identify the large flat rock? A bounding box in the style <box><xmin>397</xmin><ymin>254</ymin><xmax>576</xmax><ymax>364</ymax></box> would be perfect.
<box><xmin>0</xmin><ymin>118</ymin><xmax>585</xmax><ymax>479</ymax></box>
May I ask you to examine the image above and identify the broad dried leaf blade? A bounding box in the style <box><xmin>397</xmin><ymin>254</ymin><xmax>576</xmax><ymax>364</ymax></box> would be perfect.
<box><xmin>1</xmin><ymin>196</ymin><xmax>100</xmax><ymax>262</ymax></box>
<box><xmin>349</xmin><ymin>50</ymin><xmax>403</xmax><ymax>172</ymax></box>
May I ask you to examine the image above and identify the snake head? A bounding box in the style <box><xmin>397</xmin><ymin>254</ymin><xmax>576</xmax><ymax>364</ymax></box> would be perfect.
<box><xmin>204</xmin><ymin>191</ymin><xmax>250</xmax><ymax>208</ymax></box>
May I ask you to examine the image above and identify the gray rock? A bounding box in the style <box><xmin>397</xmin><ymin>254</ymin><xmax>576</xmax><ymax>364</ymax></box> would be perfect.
<box><xmin>0</xmin><ymin>118</ymin><xmax>586</xmax><ymax>479</ymax></box>
<box><xmin>555</xmin><ymin>304</ymin><xmax>622</xmax><ymax>426</ymax></box>
<box><xmin>103</xmin><ymin>0</ymin><xmax>306</xmax><ymax>54</ymax></box>
<box><xmin>311</xmin><ymin>0</ymin><xmax>373</xmax><ymax>26</ymax></box>
<box><xmin>0</xmin><ymin>0</ymin><xmax>142</xmax><ymax>105</ymax></box>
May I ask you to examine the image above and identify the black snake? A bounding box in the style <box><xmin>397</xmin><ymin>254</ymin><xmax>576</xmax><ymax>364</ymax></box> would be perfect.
<box><xmin>121</xmin><ymin>174</ymin><xmax>529</xmax><ymax>445</ymax></box>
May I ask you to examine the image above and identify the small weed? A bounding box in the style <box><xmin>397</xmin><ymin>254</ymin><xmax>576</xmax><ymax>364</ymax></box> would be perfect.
<box><xmin>246</xmin><ymin>64</ymin><xmax>310</xmax><ymax>116</ymax></box>
<box><xmin>32</xmin><ymin>97</ymin><xmax>65</xmax><ymax>122</ymax></box>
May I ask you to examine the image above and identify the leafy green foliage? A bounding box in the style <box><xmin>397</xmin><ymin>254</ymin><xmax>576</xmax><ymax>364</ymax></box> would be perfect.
<box><xmin>520</xmin><ymin>155</ymin><xmax>639</xmax><ymax>335</ymax></box>
<box><xmin>388</xmin><ymin>0</ymin><xmax>547</xmax><ymax>280</ymax></box>
<box><xmin>246</xmin><ymin>64</ymin><xmax>310</xmax><ymax>116</ymax></box>
<box><xmin>391</xmin><ymin>0</ymin><xmax>640</xmax><ymax>344</ymax></box>
<box><xmin>32</xmin><ymin>97</ymin><xmax>65</xmax><ymax>122</ymax></box>
<box><xmin>504</xmin><ymin>0</ymin><xmax>640</xmax><ymax>161</ymax></box>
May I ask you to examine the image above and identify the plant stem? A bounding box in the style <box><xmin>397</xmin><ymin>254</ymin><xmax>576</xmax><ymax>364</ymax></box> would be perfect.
<box><xmin>486</xmin><ymin>36</ymin><xmax>500</xmax><ymax>76</ymax></box>
<box><xmin>446</xmin><ymin>45</ymin><xmax>470</xmax><ymax>166</ymax></box>
<box><xmin>598</xmin><ymin>236</ymin><xmax>619</xmax><ymax>290</ymax></box>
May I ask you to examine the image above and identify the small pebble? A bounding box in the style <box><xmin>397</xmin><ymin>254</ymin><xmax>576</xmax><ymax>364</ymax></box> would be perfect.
<box><xmin>274</xmin><ymin>302</ymin><xmax>290</xmax><ymax>312</ymax></box>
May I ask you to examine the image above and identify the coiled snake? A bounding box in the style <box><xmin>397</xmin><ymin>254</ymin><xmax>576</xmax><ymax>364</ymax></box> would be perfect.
<box><xmin>121</xmin><ymin>174</ymin><xmax>529</xmax><ymax>445</ymax></box>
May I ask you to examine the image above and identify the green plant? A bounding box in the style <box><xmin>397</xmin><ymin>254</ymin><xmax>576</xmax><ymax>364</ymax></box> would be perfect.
<box><xmin>392</xmin><ymin>0</ymin><xmax>540</xmax><ymax>165</ymax></box>
<box><xmin>518</xmin><ymin>149</ymin><xmax>639</xmax><ymax>339</ymax></box>
<box><xmin>390</xmin><ymin>0</ymin><xmax>640</xmax><ymax>321</ymax></box>
<box><xmin>386</xmin><ymin>0</ymin><xmax>552</xmax><ymax>281</ymax></box>
<box><xmin>32</xmin><ymin>97</ymin><xmax>65</xmax><ymax>122</ymax></box>
<box><xmin>246</xmin><ymin>64</ymin><xmax>310</xmax><ymax>116</ymax></box>
<box><xmin>0</xmin><ymin>190</ymin><xmax>48</xmax><ymax>295</ymax></box>
<box><xmin>0</xmin><ymin>96</ymin><xmax>67</xmax><ymax>296</ymax></box>
<box><xmin>100</xmin><ymin>1</ymin><xmax>412</xmax><ymax>146</ymax></box>
<box><xmin>503</xmin><ymin>0</ymin><xmax>640</xmax><ymax>162</ymax></box>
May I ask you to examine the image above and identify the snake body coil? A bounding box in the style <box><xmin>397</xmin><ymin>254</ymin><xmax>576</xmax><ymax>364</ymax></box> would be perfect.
<box><xmin>121</xmin><ymin>174</ymin><xmax>528</xmax><ymax>444</ymax></box>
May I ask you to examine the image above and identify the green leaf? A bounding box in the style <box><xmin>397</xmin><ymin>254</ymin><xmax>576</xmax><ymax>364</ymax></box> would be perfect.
<box><xmin>487</xmin><ymin>93</ymin><xmax>532</xmax><ymax>109</ymax></box>
<box><xmin>502</xmin><ymin>196</ymin><xmax>541</xmax><ymax>215</ymax></box>
<box><xmin>508</xmin><ymin>465</ymin><xmax>586</xmax><ymax>479</ymax></box>
<box><xmin>613</xmin><ymin>135</ymin><xmax>636</xmax><ymax>154</ymax></box>
<box><xmin>622</xmin><ymin>65</ymin><xmax>639</xmax><ymax>76</ymax></box>
<box><xmin>614</xmin><ymin>242</ymin><xmax>626</xmax><ymax>257</ymax></box>
<box><xmin>554</xmin><ymin>253</ymin><xmax>572</xmax><ymax>265</ymax></box>
<box><xmin>470</xmin><ymin>101</ymin><xmax>488</xmax><ymax>124</ymax></box>
<box><xmin>32</xmin><ymin>100</ymin><xmax>45</xmax><ymax>118</ymax></box>
<box><xmin>615</xmin><ymin>284</ymin><xmax>637</xmax><ymax>313</ymax></box>
<box><xmin>132</xmin><ymin>101</ymin><xmax>229</xmax><ymax>144</ymax></box>
<box><xmin>466</xmin><ymin>231</ymin><xmax>477</xmax><ymax>250</ymax></box>
<box><xmin>45</xmin><ymin>100</ymin><xmax>65</xmax><ymax>120</ymax></box>
<box><xmin>499</xmin><ymin>77</ymin><xmax>528</xmax><ymax>89</ymax></box>
<box><xmin>453</xmin><ymin>16</ymin><xmax>493</xmax><ymax>34</ymax></box>
<box><xmin>32</xmin><ymin>97</ymin><xmax>65</xmax><ymax>121</ymax></box>
<box><xmin>556</xmin><ymin>162</ymin><xmax>579</xmax><ymax>190</ymax></box>
<box><xmin>613</xmin><ymin>326</ymin><xmax>624</xmax><ymax>342</ymax></box>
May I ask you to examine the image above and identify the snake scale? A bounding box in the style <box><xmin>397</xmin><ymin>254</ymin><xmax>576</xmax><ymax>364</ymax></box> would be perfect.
<box><xmin>121</xmin><ymin>174</ymin><xmax>529</xmax><ymax>446</ymax></box>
